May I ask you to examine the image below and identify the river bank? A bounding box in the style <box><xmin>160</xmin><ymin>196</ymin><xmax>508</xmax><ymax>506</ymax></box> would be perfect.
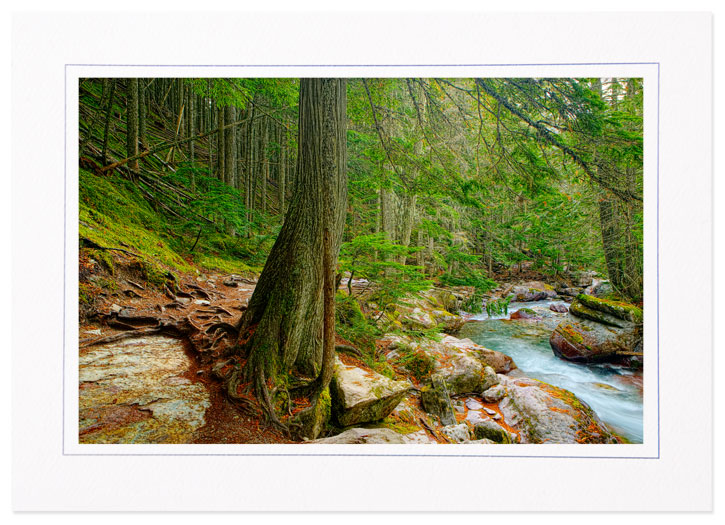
<box><xmin>79</xmin><ymin>247</ymin><xmax>642</xmax><ymax>444</ymax></box>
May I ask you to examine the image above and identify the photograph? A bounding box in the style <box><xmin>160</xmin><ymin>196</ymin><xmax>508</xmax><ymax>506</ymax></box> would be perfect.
<box><xmin>77</xmin><ymin>76</ymin><xmax>644</xmax><ymax>446</ymax></box>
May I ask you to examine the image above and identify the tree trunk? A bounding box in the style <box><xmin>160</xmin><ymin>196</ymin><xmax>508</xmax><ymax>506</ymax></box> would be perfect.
<box><xmin>261</xmin><ymin>117</ymin><xmax>268</xmax><ymax>214</ymax></box>
<box><xmin>224</xmin><ymin>105</ymin><xmax>236</xmax><ymax>187</ymax></box>
<box><xmin>229</xmin><ymin>78</ymin><xmax>347</xmax><ymax>438</ymax></box>
<box><xmin>138</xmin><ymin>79</ymin><xmax>147</xmax><ymax>149</ymax></box>
<box><xmin>216</xmin><ymin>105</ymin><xmax>225</xmax><ymax>181</ymax></box>
<box><xmin>397</xmin><ymin>192</ymin><xmax>417</xmax><ymax>263</ymax></box>
<box><xmin>101</xmin><ymin>79</ymin><xmax>116</xmax><ymax>164</ymax></box>
<box><xmin>126</xmin><ymin>78</ymin><xmax>139</xmax><ymax>174</ymax></box>
<box><xmin>187</xmin><ymin>84</ymin><xmax>195</xmax><ymax>165</ymax></box>
<box><xmin>279</xmin><ymin>125</ymin><xmax>287</xmax><ymax>215</ymax></box>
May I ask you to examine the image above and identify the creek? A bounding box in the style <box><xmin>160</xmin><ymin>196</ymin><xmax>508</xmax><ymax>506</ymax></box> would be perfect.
<box><xmin>458</xmin><ymin>300</ymin><xmax>643</xmax><ymax>443</ymax></box>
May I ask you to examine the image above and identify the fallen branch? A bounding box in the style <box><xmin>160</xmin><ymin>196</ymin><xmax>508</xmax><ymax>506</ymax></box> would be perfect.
<box><xmin>99</xmin><ymin>115</ymin><xmax>252</xmax><ymax>173</ymax></box>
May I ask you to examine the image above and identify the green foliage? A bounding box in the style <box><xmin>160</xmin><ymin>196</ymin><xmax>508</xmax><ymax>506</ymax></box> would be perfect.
<box><xmin>485</xmin><ymin>296</ymin><xmax>512</xmax><ymax>318</ymax></box>
<box><xmin>391</xmin><ymin>344</ymin><xmax>435</xmax><ymax>382</ymax></box>
<box><xmin>340</xmin><ymin>233</ymin><xmax>432</xmax><ymax>318</ymax></box>
<box><xmin>335</xmin><ymin>293</ymin><xmax>381</xmax><ymax>355</ymax></box>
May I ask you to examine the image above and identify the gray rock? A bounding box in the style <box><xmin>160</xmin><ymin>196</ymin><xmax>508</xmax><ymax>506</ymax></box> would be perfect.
<box><xmin>433</xmin><ymin>354</ymin><xmax>483</xmax><ymax>395</ymax></box>
<box><xmin>441</xmin><ymin>423</ymin><xmax>471</xmax><ymax>443</ymax></box>
<box><xmin>483</xmin><ymin>407</ymin><xmax>496</xmax><ymax>416</ymax></box>
<box><xmin>481</xmin><ymin>365</ymin><xmax>500</xmax><ymax>391</ymax></box>
<box><xmin>79</xmin><ymin>336</ymin><xmax>210</xmax><ymax>444</ymax></box>
<box><xmin>498</xmin><ymin>376</ymin><xmax>618</xmax><ymax>444</ymax></box>
<box><xmin>401</xmin><ymin>308</ymin><xmax>436</xmax><ymax>330</ymax></box>
<box><xmin>420</xmin><ymin>377</ymin><xmax>457</xmax><ymax>426</ymax></box>
<box><xmin>510</xmin><ymin>281</ymin><xmax>557</xmax><ymax>302</ymax></box>
<box><xmin>402</xmin><ymin>430</ymin><xmax>438</xmax><ymax>444</ymax></box>
<box><xmin>550</xmin><ymin>317</ymin><xmax>641</xmax><ymax>364</ymax></box>
<box><xmin>482</xmin><ymin>384</ymin><xmax>506</xmax><ymax>403</ymax></box>
<box><xmin>312</xmin><ymin>427</ymin><xmax>406</xmax><ymax>444</ymax></box>
<box><xmin>465</xmin><ymin>398</ymin><xmax>483</xmax><ymax>410</ymax></box>
<box><xmin>465</xmin><ymin>410</ymin><xmax>488</xmax><ymax>425</ymax></box>
<box><xmin>550</xmin><ymin>303</ymin><xmax>569</xmax><ymax>313</ymax></box>
<box><xmin>473</xmin><ymin>419</ymin><xmax>516</xmax><ymax>443</ymax></box>
<box><xmin>586</xmin><ymin>280</ymin><xmax>613</xmax><ymax>298</ymax></box>
<box><xmin>330</xmin><ymin>357</ymin><xmax>411</xmax><ymax>427</ymax></box>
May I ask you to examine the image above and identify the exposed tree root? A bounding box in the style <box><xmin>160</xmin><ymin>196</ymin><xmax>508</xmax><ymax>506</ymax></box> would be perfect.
<box><xmin>80</xmin><ymin>328</ymin><xmax>163</xmax><ymax>348</ymax></box>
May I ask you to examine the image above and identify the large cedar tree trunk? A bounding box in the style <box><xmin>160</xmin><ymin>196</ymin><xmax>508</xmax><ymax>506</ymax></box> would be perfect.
<box><xmin>227</xmin><ymin>78</ymin><xmax>347</xmax><ymax>438</ymax></box>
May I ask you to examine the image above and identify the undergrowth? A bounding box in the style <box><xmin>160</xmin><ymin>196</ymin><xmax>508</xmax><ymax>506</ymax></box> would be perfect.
<box><xmin>79</xmin><ymin>167</ymin><xmax>268</xmax><ymax>278</ymax></box>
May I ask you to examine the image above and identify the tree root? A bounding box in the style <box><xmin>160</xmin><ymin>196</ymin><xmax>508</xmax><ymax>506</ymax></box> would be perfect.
<box><xmin>80</xmin><ymin>328</ymin><xmax>163</xmax><ymax>348</ymax></box>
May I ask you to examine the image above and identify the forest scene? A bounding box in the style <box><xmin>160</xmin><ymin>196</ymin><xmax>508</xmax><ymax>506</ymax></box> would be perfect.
<box><xmin>77</xmin><ymin>76</ymin><xmax>644</xmax><ymax>445</ymax></box>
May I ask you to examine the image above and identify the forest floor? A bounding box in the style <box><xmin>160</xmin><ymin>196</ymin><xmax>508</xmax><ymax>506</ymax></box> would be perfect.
<box><xmin>79</xmin><ymin>248</ymin><xmax>295</xmax><ymax>444</ymax></box>
<box><xmin>78</xmin><ymin>243</ymin><xmax>604</xmax><ymax>445</ymax></box>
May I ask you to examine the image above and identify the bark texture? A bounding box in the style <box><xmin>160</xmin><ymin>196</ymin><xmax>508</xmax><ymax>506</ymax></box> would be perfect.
<box><xmin>229</xmin><ymin>79</ymin><xmax>347</xmax><ymax>434</ymax></box>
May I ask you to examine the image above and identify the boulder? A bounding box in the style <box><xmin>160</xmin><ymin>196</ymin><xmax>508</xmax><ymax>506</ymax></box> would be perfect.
<box><xmin>510</xmin><ymin>281</ymin><xmax>557</xmax><ymax>302</ymax></box>
<box><xmin>430</xmin><ymin>309</ymin><xmax>466</xmax><ymax>332</ymax></box>
<box><xmin>576</xmin><ymin>294</ymin><xmax>643</xmax><ymax>324</ymax></box>
<box><xmin>401</xmin><ymin>307</ymin><xmax>437</xmax><ymax>330</ymax></box>
<box><xmin>549</xmin><ymin>321</ymin><xmax>641</xmax><ymax>363</ymax></box>
<box><xmin>462</xmin><ymin>438</ymin><xmax>496</xmax><ymax>444</ymax></box>
<box><xmin>480</xmin><ymin>366</ymin><xmax>500</xmax><ymax>392</ymax></box>
<box><xmin>550</xmin><ymin>295</ymin><xmax>642</xmax><ymax>364</ymax></box>
<box><xmin>586</xmin><ymin>280</ymin><xmax>614</xmax><ymax>298</ymax></box>
<box><xmin>482</xmin><ymin>383</ymin><xmax>506</xmax><ymax>403</ymax></box>
<box><xmin>549</xmin><ymin>303</ymin><xmax>569</xmax><ymax>313</ymax></box>
<box><xmin>422</xmin><ymin>288</ymin><xmax>460</xmax><ymax>313</ymax></box>
<box><xmin>440</xmin><ymin>335</ymin><xmax>517</xmax><ymax>373</ymax></box>
<box><xmin>311</xmin><ymin>427</ymin><xmax>406</xmax><ymax>444</ymax></box>
<box><xmin>441</xmin><ymin>423</ymin><xmax>472</xmax><ymax>443</ymax></box>
<box><xmin>498</xmin><ymin>376</ymin><xmax>618</xmax><ymax>444</ymax></box>
<box><xmin>330</xmin><ymin>357</ymin><xmax>411</xmax><ymax>427</ymax></box>
<box><xmin>569</xmin><ymin>299</ymin><xmax>627</xmax><ymax>328</ymax></box>
<box><xmin>473</xmin><ymin>419</ymin><xmax>516</xmax><ymax>444</ymax></box>
<box><xmin>557</xmin><ymin>287</ymin><xmax>583</xmax><ymax>298</ymax></box>
<box><xmin>510</xmin><ymin>308</ymin><xmax>539</xmax><ymax>320</ymax></box>
<box><xmin>434</xmin><ymin>353</ymin><xmax>484</xmax><ymax>395</ymax></box>
<box><xmin>420</xmin><ymin>377</ymin><xmax>457</xmax><ymax>426</ymax></box>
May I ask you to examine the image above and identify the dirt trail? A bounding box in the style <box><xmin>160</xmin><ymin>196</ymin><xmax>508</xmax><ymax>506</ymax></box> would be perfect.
<box><xmin>79</xmin><ymin>272</ymin><xmax>291</xmax><ymax>444</ymax></box>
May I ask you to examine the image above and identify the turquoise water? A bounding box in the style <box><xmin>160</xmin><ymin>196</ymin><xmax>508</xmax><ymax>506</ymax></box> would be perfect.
<box><xmin>459</xmin><ymin>301</ymin><xmax>644</xmax><ymax>443</ymax></box>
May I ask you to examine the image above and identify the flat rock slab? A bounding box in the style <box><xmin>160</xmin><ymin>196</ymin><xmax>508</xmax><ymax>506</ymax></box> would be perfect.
<box><xmin>331</xmin><ymin>357</ymin><xmax>411</xmax><ymax>427</ymax></box>
<box><xmin>312</xmin><ymin>427</ymin><xmax>407</xmax><ymax>444</ymax></box>
<box><xmin>79</xmin><ymin>335</ymin><xmax>210</xmax><ymax>444</ymax></box>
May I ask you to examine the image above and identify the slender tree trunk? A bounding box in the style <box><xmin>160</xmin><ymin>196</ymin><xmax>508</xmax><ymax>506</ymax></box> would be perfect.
<box><xmin>138</xmin><ymin>79</ymin><xmax>147</xmax><ymax>149</ymax></box>
<box><xmin>229</xmin><ymin>79</ymin><xmax>347</xmax><ymax>439</ymax></box>
<box><xmin>261</xmin><ymin>117</ymin><xmax>268</xmax><ymax>214</ymax></box>
<box><xmin>126</xmin><ymin>78</ymin><xmax>139</xmax><ymax>174</ymax></box>
<box><xmin>101</xmin><ymin>79</ymin><xmax>116</xmax><ymax>164</ymax></box>
<box><xmin>397</xmin><ymin>193</ymin><xmax>417</xmax><ymax>263</ymax></box>
<box><xmin>224</xmin><ymin>105</ymin><xmax>236</xmax><ymax>187</ymax></box>
<box><xmin>279</xmin><ymin>125</ymin><xmax>286</xmax><ymax>215</ymax></box>
<box><xmin>188</xmin><ymin>84</ymin><xmax>195</xmax><ymax>165</ymax></box>
<box><xmin>216</xmin><ymin>105</ymin><xmax>225</xmax><ymax>181</ymax></box>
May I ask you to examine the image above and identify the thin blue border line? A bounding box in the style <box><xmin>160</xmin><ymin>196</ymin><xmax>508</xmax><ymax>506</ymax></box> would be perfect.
<box><xmin>66</xmin><ymin>63</ymin><xmax>659</xmax><ymax>459</ymax></box>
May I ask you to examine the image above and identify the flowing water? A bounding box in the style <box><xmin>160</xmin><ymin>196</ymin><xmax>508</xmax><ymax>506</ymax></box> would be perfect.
<box><xmin>459</xmin><ymin>300</ymin><xmax>643</xmax><ymax>443</ymax></box>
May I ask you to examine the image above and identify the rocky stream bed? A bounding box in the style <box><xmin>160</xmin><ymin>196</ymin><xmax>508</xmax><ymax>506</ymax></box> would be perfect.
<box><xmin>79</xmin><ymin>264</ymin><xmax>643</xmax><ymax>445</ymax></box>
